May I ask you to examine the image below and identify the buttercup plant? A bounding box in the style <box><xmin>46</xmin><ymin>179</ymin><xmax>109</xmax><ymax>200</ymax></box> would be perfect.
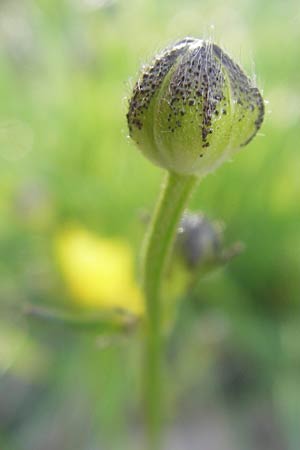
<box><xmin>127</xmin><ymin>37</ymin><xmax>264</xmax><ymax>449</ymax></box>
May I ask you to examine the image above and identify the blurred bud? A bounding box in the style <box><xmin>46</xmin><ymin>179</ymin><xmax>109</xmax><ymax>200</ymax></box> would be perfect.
<box><xmin>162</xmin><ymin>213</ymin><xmax>243</xmax><ymax>328</ymax></box>
<box><xmin>163</xmin><ymin>212</ymin><xmax>242</xmax><ymax>304</ymax></box>
<box><xmin>175</xmin><ymin>212</ymin><xmax>243</xmax><ymax>274</ymax></box>
<box><xmin>177</xmin><ymin>213</ymin><xmax>222</xmax><ymax>268</ymax></box>
<box><xmin>127</xmin><ymin>38</ymin><xmax>264</xmax><ymax>176</ymax></box>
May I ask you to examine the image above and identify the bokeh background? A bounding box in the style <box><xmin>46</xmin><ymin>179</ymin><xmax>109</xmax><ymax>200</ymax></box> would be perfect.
<box><xmin>1</xmin><ymin>0</ymin><xmax>300</xmax><ymax>449</ymax></box>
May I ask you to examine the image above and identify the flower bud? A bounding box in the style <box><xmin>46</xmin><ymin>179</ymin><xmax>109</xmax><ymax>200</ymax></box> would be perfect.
<box><xmin>127</xmin><ymin>38</ymin><xmax>264</xmax><ymax>176</ymax></box>
<box><xmin>176</xmin><ymin>212</ymin><xmax>222</xmax><ymax>269</ymax></box>
<box><xmin>163</xmin><ymin>212</ymin><xmax>243</xmax><ymax>304</ymax></box>
<box><xmin>175</xmin><ymin>212</ymin><xmax>243</xmax><ymax>271</ymax></box>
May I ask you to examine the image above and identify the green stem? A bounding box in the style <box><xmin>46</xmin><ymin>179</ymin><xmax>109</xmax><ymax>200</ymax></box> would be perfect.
<box><xmin>142</xmin><ymin>171</ymin><xmax>198</xmax><ymax>450</ymax></box>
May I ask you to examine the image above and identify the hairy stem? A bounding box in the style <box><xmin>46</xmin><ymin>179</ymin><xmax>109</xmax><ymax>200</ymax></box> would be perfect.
<box><xmin>142</xmin><ymin>171</ymin><xmax>198</xmax><ymax>450</ymax></box>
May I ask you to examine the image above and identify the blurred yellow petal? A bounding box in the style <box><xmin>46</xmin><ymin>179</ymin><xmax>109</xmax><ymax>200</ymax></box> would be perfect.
<box><xmin>54</xmin><ymin>226</ymin><xmax>144</xmax><ymax>315</ymax></box>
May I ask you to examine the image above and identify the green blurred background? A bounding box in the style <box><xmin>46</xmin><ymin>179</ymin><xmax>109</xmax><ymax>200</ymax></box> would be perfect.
<box><xmin>1</xmin><ymin>0</ymin><xmax>300</xmax><ymax>449</ymax></box>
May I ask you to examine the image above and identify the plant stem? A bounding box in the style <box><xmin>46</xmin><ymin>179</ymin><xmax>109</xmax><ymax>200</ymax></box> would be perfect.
<box><xmin>142</xmin><ymin>171</ymin><xmax>198</xmax><ymax>450</ymax></box>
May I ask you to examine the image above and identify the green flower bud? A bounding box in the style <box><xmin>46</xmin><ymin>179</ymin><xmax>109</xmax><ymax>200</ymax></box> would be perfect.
<box><xmin>127</xmin><ymin>38</ymin><xmax>264</xmax><ymax>176</ymax></box>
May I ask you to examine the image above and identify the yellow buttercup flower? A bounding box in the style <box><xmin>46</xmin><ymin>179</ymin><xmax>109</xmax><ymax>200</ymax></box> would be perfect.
<box><xmin>54</xmin><ymin>226</ymin><xmax>144</xmax><ymax>315</ymax></box>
